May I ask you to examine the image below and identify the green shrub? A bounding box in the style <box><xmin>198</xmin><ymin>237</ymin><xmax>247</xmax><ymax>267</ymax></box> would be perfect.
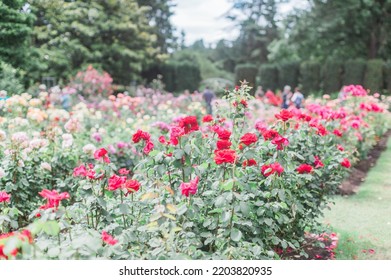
<box><xmin>385</xmin><ymin>62</ymin><xmax>391</xmax><ymax>94</ymax></box>
<box><xmin>300</xmin><ymin>61</ymin><xmax>321</xmax><ymax>94</ymax></box>
<box><xmin>175</xmin><ymin>62</ymin><xmax>202</xmax><ymax>92</ymax></box>
<box><xmin>343</xmin><ymin>59</ymin><xmax>366</xmax><ymax>86</ymax></box>
<box><xmin>259</xmin><ymin>64</ymin><xmax>279</xmax><ymax>90</ymax></box>
<box><xmin>363</xmin><ymin>59</ymin><xmax>384</xmax><ymax>93</ymax></box>
<box><xmin>161</xmin><ymin>63</ymin><xmax>177</xmax><ymax>92</ymax></box>
<box><xmin>322</xmin><ymin>59</ymin><xmax>343</xmax><ymax>94</ymax></box>
<box><xmin>0</xmin><ymin>61</ymin><xmax>24</xmax><ymax>95</ymax></box>
<box><xmin>234</xmin><ymin>64</ymin><xmax>258</xmax><ymax>92</ymax></box>
<box><xmin>278</xmin><ymin>61</ymin><xmax>300</xmax><ymax>89</ymax></box>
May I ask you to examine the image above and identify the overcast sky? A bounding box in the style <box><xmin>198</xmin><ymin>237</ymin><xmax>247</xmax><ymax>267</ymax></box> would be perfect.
<box><xmin>171</xmin><ymin>0</ymin><xmax>309</xmax><ymax>46</ymax></box>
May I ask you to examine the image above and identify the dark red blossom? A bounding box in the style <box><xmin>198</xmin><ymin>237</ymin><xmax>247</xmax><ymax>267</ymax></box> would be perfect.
<box><xmin>202</xmin><ymin>115</ymin><xmax>213</xmax><ymax>123</ymax></box>
<box><xmin>314</xmin><ymin>156</ymin><xmax>324</xmax><ymax>169</ymax></box>
<box><xmin>240</xmin><ymin>133</ymin><xmax>258</xmax><ymax>146</ymax></box>
<box><xmin>179</xmin><ymin>116</ymin><xmax>199</xmax><ymax>134</ymax></box>
<box><xmin>0</xmin><ymin>191</ymin><xmax>11</xmax><ymax>203</ymax></box>
<box><xmin>94</xmin><ymin>148</ymin><xmax>110</xmax><ymax>163</ymax></box>
<box><xmin>132</xmin><ymin>129</ymin><xmax>150</xmax><ymax>143</ymax></box>
<box><xmin>271</xmin><ymin>135</ymin><xmax>289</xmax><ymax>150</ymax></box>
<box><xmin>179</xmin><ymin>176</ymin><xmax>199</xmax><ymax>197</ymax></box>
<box><xmin>275</xmin><ymin>109</ymin><xmax>294</xmax><ymax>121</ymax></box>
<box><xmin>242</xmin><ymin>159</ymin><xmax>257</xmax><ymax>167</ymax></box>
<box><xmin>214</xmin><ymin>149</ymin><xmax>237</xmax><ymax>165</ymax></box>
<box><xmin>296</xmin><ymin>164</ymin><xmax>313</xmax><ymax>174</ymax></box>
<box><xmin>341</xmin><ymin>158</ymin><xmax>351</xmax><ymax>168</ymax></box>
<box><xmin>102</xmin><ymin>231</ymin><xmax>118</xmax><ymax>245</ymax></box>
<box><xmin>261</xmin><ymin>163</ymin><xmax>284</xmax><ymax>177</ymax></box>
<box><xmin>39</xmin><ymin>189</ymin><xmax>70</xmax><ymax>210</ymax></box>
<box><xmin>262</xmin><ymin>129</ymin><xmax>279</xmax><ymax>141</ymax></box>
<box><xmin>216</xmin><ymin>139</ymin><xmax>232</xmax><ymax>150</ymax></box>
<box><xmin>333</xmin><ymin>129</ymin><xmax>343</xmax><ymax>137</ymax></box>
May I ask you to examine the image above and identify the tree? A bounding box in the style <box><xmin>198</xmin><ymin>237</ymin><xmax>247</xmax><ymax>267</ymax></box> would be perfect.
<box><xmin>226</xmin><ymin>0</ymin><xmax>281</xmax><ymax>65</ymax></box>
<box><xmin>280</xmin><ymin>0</ymin><xmax>391</xmax><ymax>62</ymax></box>
<box><xmin>29</xmin><ymin>0</ymin><xmax>158</xmax><ymax>85</ymax></box>
<box><xmin>0</xmin><ymin>0</ymin><xmax>33</xmax><ymax>69</ymax></box>
<box><xmin>137</xmin><ymin>0</ymin><xmax>177</xmax><ymax>53</ymax></box>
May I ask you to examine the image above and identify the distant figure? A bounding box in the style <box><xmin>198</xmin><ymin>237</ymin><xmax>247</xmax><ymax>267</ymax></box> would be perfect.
<box><xmin>291</xmin><ymin>87</ymin><xmax>304</xmax><ymax>109</ymax></box>
<box><xmin>61</xmin><ymin>91</ymin><xmax>71</xmax><ymax>111</ymax></box>
<box><xmin>202</xmin><ymin>86</ymin><xmax>215</xmax><ymax>115</ymax></box>
<box><xmin>255</xmin><ymin>86</ymin><xmax>265</xmax><ymax>99</ymax></box>
<box><xmin>281</xmin><ymin>85</ymin><xmax>292</xmax><ymax>109</ymax></box>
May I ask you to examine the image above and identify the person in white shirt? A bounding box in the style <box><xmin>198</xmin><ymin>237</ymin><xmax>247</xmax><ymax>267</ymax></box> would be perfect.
<box><xmin>291</xmin><ymin>87</ymin><xmax>304</xmax><ymax>109</ymax></box>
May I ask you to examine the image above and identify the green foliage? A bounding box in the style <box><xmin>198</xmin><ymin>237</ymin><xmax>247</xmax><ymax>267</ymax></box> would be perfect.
<box><xmin>300</xmin><ymin>61</ymin><xmax>321</xmax><ymax>94</ymax></box>
<box><xmin>175</xmin><ymin>62</ymin><xmax>202</xmax><ymax>92</ymax></box>
<box><xmin>343</xmin><ymin>59</ymin><xmax>366</xmax><ymax>86</ymax></box>
<box><xmin>364</xmin><ymin>59</ymin><xmax>384</xmax><ymax>93</ymax></box>
<box><xmin>322</xmin><ymin>59</ymin><xmax>343</xmax><ymax>94</ymax></box>
<box><xmin>0</xmin><ymin>62</ymin><xmax>24</xmax><ymax>95</ymax></box>
<box><xmin>278</xmin><ymin>61</ymin><xmax>300</xmax><ymax>89</ymax></box>
<box><xmin>259</xmin><ymin>64</ymin><xmax>279</xmax><ymax>90</ymax></box>
<box><xmin>385</xmin><ymin>62</ymin><xmax>391</xmax><ymax>94</ymax></box>
<box><xmin>28</xmin><ymin>0</ymin><xmax>158</xmax><ymax>85</ymax></box>
<box><xmin>0</xmin><ymin>0</ymin><xmax>33</xmax><ymax>70</ymax></box>
<box><xmin>234</xmin><ymin>64</ymin><xmax>258</xmax><ymax>91</ymax></box>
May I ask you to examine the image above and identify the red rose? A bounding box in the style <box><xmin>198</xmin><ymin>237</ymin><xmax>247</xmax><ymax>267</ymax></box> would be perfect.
<box><xmin>341</xmin><ymin>158</ymin><xmax>351</xmax><ymax>168</ymax></box>
<box><xmin>316</xmin><ymin>125</ymin><xmax>328</xmax><ymax>136</ymax></box>
<box><xmin>132</xmin><ymin>129</ymin><xmax>150</xmax><ymax>143</ymax></box>
<box><xmin>215</xmin><ymin>128</ymin><xmax>231</xmax><ymax>140</ymax></box>
<box><xmin>94</xmin><ymin>148</ymin><xmax>110</xmax><ymax>163</ymax></box>
<box><xmin>242</xmin><ymin>159</ymin><xmax>257</xmax><ymax>167</ymax></box>
<box><xmin>102</xmin><ymin>231</ymin><xmax>118</xmax><ymax>246</ymax></box>
<box><xmin>296</xmin><ymin>164</ymin><xmax>313</xmax><ymax>174</ymax></box>
<box><xmin>202</xmin><ymin>115</ymin><xmax>213</xmax><ymax>123</ymax></box>
<box><xmin>0</xmin><ymin>191</ymin><xmax>11</xmax><ymax>203</ymax></box>
<box><xmin>179</xmin><ymin>176</ymin><xmax>199</xmax><ymax>197</ymax></box>
<box><xmin>271</xmin><ymin>135</ymin><xmax>289</xmax><ymax>150</ymax></box>
<box><xmin>240</xmin><ymin>133</ymin><xmax>258</xmax><ymax>146</ymax></box>
<box><xmin>314</xmin><ymin>156</ymin><xmax>324</xmax><ymax>169</ymax></box>
<box><xmin>333</xmin><ymin>129</ymin><xmax>343</xmax><ymax>137</ymax></box>
<box><xmin>275</xmin><ymin>109</ymin><xmax>294</xmax><ymax>121</ymax></box>
<box><xmin>337</xmin><ymin>144</ymin><xmax>344</xmax><ymax>151</ymax></box>
<box><xmin>170</xmin><ymin>126</ymin><xmax>185</xmax><ymax>146</ymax></box>
<box><xmin>262</xmin><ymin>129</ymin><xmax>279</xmax><ymax>141</ymax></box>
<box><xmin>179</xmin><ymin>116</ymin><xmax>199</xmax><ymax>134</ymax></box>
<box><xmin>124</xmin><ymin>179</ymin><xmax>141</xmax><ymax>196</ymax></box>
<box><xmin>261</xmin><ymin>163</ymin><xmax>284</xmax><ymax>177</ymax></box>
<box><xmin>143</xmin><ymin>141</ymin><xmax>154</xmax><ymax>155</ymax></box>
<box><xmin>216</xmin><ymin>140</ymin><xmax>232</xmax><ymax>150</ymax></box>
<box><xmin>214</xmin><ymin>149</ymin><xmax>237</xmax><ymax>165</ymax></box>
<box><xmin>108</xmin><ymin>174</ymin><xmax>126</xmax><ymax>191</ymax></box>
<box><xmin>240</xmin><ymin>99</ymin><xmax>248</xmax><ymax>107</ymax></box>
<box><xmin>73</xmin><ymin>164</ymin><xmax>87</xmax><ymax>177</ymax></box>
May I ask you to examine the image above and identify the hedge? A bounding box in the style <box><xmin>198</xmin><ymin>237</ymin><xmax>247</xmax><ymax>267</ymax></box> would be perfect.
<box><xmin>322</xmin><ymin>59</ymin><xmax>343</xmax><ymax>94</ymax></box>
<box><xmin>343</xmin><ymin>59</ymin><xmax>366</xmax><ymax>86</ymax></box>
<box><xmin>259</xmin><ymin>64</ymin><xmax>279</xmax><ymax>91</ymax></box>
<box><xmin>385</xmin><ymin>63</ymin><xmax>391</xmax><ymax>93</ymax></box>
<box><xmin>278</xmin><ymin>61</ymin><xmax>300</xmax><ymax>90</ymax></box>
<box><xmin>363</xmin><ymin>59</ymin><xmax>384</xmax><ymax>93</ymax></box>
<box><xmin>300</xmin><ymin>61</ymin><xmax>321</xmax><ymax>94</ymax></box>
<box><xmin>234</xmin><ymin>64</ymin><xmax>258</xmax><ymax>93</ymax></box>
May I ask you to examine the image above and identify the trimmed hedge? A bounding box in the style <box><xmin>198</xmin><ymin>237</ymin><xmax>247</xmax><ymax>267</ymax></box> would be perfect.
<box><xmin>343</xmin><ymin>59</ymin><xmax>366</xmax><ymax>86</ymax></box>
<box><xmin>300</xmin><ymin>61</ymin><xmax>321</xmax><ymax>94</ymax></box>
<box><xmin>322</xmin><ymin>59</ymin><xmax>343</xmax><ymax>94</ymax></box>
<box><xmin>259</xmin><ymin>64</ymin><xmax>279</xmax><ymax>90</ymax></box>
<box><xmin>160</xmin><ymin>62</ymin><xmax>201</xmax><ymax>93</ymax></box>
<box><xmin>234</xmin><ymin>64</ymin><xmax>258</xmax><ymax>92</ymax></box>
<box><xmin>364</xmin><ymin>59</ymin><xmax>384</xmax><ymax>93</ymax></box>
<box><xmin>278</xmin><ymin>61</ymin><xmax>300</xmax><ymax>90</ymax></box>
<box><xmin>385</xmin><ymin>63</ymin><xmax>391</xmax><ymax>94</ymax></box>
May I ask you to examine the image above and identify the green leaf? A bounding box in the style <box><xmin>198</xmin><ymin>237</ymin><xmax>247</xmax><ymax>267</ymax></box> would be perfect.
<box><xmin>43</xmin><ymin>221</ymin><xmax>60</xmax><ymax>236</ymax></box>
<box><xmin>119</xmin><ymin>203</ymin><xmax>129</xmax><ymax>214</ymax></box>
<box><xmin>230</xmin><ymin>228</ymin><xmax>242</xmax><ymax>242</ymax></box>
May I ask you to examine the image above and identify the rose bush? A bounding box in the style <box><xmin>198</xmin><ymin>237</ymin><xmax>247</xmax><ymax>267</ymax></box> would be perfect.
<box><xmin>0</xmin><ymin>83</ymin><xmax>389</xmax><ymax>259</ymax></box>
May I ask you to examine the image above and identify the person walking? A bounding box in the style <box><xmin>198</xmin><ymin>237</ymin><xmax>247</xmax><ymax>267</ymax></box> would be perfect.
<box><xmin>291</xmin><ymin>87</ymin><xmax>304</xmax><ymax>109</ymax></box>
<box><xmin>202</xmin><ymin>86</ymin><xmax>215</xmax><ymax>115</ymax></box>
<box><xmin>281</xmin><ymin>85</ymin><xmax>292</xmax><ymax>109</ymax></box>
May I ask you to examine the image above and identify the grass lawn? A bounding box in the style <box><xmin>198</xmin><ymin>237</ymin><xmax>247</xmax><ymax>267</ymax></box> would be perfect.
<box><xmin>323</xmin><ymin>138</ymin><xmax>391</xmax><ymax>260</ymax></box>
